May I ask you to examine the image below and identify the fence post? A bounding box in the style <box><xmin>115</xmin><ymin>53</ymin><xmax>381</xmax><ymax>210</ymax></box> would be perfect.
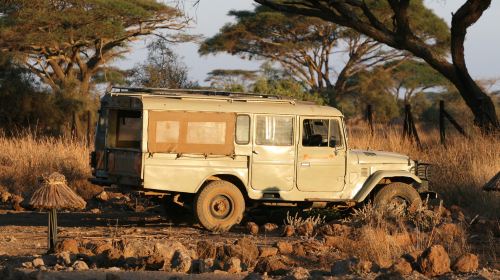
<box><xmin>365</xmin><ymin>104</ymin><xmax>374</xmax><ymax>135</ymax></box>
<box><xmin>402</xmin><ymin>104</ymin><xmax>422</xmax><ymax>149</ymax></box>
<box><xmin>439</xmin><ymin>100</ymin><xmax>445</xmax><ymax>145</ymax></box>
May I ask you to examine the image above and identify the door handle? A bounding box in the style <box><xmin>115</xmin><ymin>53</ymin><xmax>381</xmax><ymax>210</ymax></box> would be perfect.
<box><xmin>301</xmin><ymin>162</ymin><xmax>310</xmax><ymax>167</ymax></box>
<box><xmin>252</xmin><ymin>150</ymin><xmax>259</xmax><ymax>155</ymax></box>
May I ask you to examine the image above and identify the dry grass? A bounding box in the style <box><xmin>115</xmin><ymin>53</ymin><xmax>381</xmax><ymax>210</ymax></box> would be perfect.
<box><xmin>348</xmin><ymin>123</ymin><xmax>500</xmax><ymax>218</ymax></box>
<box><xmin>0</xmin><ymin>124</ymin><xmax>498</xmax><ymax>217</ymax></box>
<box><xmin>0</xmin><ymin>131</ymin><xmax>101</xmax><ymax>200</ymax></box>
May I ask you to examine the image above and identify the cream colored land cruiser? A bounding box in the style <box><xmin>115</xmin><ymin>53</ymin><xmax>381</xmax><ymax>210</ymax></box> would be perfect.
<box><xmin>90</xmin><ymin>87</ymin><xmax>432</xmax><ymax>231</ymax></box>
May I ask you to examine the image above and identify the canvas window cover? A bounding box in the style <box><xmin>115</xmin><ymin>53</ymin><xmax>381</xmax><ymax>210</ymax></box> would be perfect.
<box><xmin>148</xmin><ymin>111</ymin><xmax>236</xmax><ymax>155</ymax></box>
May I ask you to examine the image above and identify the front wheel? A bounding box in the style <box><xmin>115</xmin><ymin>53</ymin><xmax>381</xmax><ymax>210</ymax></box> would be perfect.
<box><xmin>195</xmin><ymin>180</ymin><xmax>245</xmax><ymax>231</ymax></box>
<box><xmin>373</xmin><ymin>182</ymin><xmax>422</xmax><ymax>211</ymax></box>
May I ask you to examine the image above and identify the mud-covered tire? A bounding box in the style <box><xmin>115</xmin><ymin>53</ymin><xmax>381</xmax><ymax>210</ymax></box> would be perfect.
<box><xmin>195</xmin><ymin>180</ymin><xmax>245</xmax><ymax>231</ymax></box>
<box><xmin>373</xmin><ymin>182</ymin><xmax>422</xmax><ymax>210</ymax></box>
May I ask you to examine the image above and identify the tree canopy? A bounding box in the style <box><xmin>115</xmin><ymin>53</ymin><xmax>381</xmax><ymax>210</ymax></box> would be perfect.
<box><xmin>0</xmin><ymin>0</ymin><xmax>189</xmax><ymax>95</ymax></box>
<box><xmin>200</xmin><ymin>3</ymin><xmax>449</xmax><ymax>105</ymax></box>
<box><xmin>254</xmin><ymin>0</ymin><xmax>498</xmax><ymax>131</ymax></box>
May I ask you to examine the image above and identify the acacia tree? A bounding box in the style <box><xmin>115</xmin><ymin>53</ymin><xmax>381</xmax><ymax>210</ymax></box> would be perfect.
<box><xmin>205</xmin><ymin>69</ymin><xmax>259</xmax><ymax>91</ymax></box>
<box><xmin>254</xmin><ymin>0</ymin><xmax>499</xmax><ymax>131</ymax></box>
<box><xmin>0</xmin><ymin>0</ymin><xmax>189</xmax><ymax>96</ymax></box>
<box><xmin>199</xmin><ymin>4</ymin><xmax>447</xmax><ymax>105</ymax></box>
<box><xmin>128</xmin><ymin>39</ymin><xmax>198</xmax><ymax>89</ymax></box>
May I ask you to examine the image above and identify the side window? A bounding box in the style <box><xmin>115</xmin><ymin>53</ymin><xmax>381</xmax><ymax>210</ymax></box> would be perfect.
<box><xmin>329</xmin><ymin>119</ymin><xmax>344</xmax><ymax>148</ymax></box>
<box><xmin>235</xmin><ymin>115</ymin><xmax>250</xmax><ymax>144</ymax></box>
<box><xmin>301</xmin><ymin>118</ymin><xmax>343</xmax><ymax>148</ymax></box>
<box><xmin>255</xmin><ymin>115</ymin><xmax>293</xmax><ymax>146</ymax></box>
<box><xmin>302</xmin><ymin>119</ymin><xmax>329</xmax><ymax>147</ymax></box>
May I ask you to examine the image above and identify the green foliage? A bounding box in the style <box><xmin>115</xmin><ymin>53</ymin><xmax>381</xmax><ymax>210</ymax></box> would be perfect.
<box><xmin>0</xmin><ymin>54</ymin><xmax>98</xmax><ymax>134</ymax></box>
<box><xmin>128</xmin><ymin>39</ymin><xmax>198</xmax><ymax>89</ymax></box>
<box><xmin>252</xmin><ymin>65</ymin><xmax>325</xmax><ymax>104</ymax></box>
<box><xmin>205</xmin><ymin>69</ymin><xmax>258</xmax><ymax>91</ymax></box>
<box><xmin>0</xmin><ymin>0</ymin><xmax>187</xmax><ymax>95</ymax></box>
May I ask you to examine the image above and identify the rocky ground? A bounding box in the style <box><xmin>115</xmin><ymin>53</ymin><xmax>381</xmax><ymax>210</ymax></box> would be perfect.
<box><xmin>0</xmin><ymin>190</ymin><xmax>499</xmax><ymax>280</ymax></box>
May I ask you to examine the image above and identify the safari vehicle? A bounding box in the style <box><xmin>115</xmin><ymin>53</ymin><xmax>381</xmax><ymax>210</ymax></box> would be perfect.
<box><xmin>90</xmin><ymin>87</ymin><xmax>432</xmax><ymax>231</ymax></box>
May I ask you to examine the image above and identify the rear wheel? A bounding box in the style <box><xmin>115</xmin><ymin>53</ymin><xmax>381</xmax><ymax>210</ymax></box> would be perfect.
<box><xmin>373</xmin><ymin>182</ymin><xmax>422</xmax><ymax>211</ymax></box>
<box><xmin>195</xmin><ymin>180</ymin><xmax>245</xmax><ymax>231</ymax></box>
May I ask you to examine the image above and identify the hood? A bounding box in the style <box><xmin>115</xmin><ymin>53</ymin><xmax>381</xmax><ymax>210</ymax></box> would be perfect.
<box><xmin>350</xmin><ymin>149</ymin><xmax>410</xmax><ymax>165</ymax></box>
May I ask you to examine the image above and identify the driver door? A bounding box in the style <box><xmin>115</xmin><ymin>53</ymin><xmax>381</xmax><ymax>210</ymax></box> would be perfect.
<box><xmin>296</xmin><ymin>117</ymin><xmax>346</xmax><ymax>192</ymax></box>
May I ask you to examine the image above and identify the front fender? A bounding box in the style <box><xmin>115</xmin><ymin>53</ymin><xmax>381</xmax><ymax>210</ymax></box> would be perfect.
<box><xmin>353</xmin><ymin>170</ymin><xmax>422</xmax><ymax>202</ymax></box>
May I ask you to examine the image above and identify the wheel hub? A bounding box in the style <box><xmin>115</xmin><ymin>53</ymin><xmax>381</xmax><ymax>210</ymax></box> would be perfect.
<box><xmin>210</xmin><ymin>195</ymin><xmax>232</xmax><ymax>219</ymax></box>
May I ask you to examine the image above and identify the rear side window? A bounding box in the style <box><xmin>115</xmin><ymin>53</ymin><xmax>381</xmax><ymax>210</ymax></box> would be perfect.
<box><xmin>255</xmin><ymin>115</ymin><xmax>293</xmax><ymax>146</ymax></box>
<box><xmin>235</xmin><ymin>115</ymin><xmax>250</xmax><ymax>144</ymax></box>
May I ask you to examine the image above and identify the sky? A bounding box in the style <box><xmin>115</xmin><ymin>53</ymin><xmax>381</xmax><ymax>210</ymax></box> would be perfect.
<box><xmin>116</xmin><ymin>0</ymin><xmax>500</xmax><ymax>86</ymax></box>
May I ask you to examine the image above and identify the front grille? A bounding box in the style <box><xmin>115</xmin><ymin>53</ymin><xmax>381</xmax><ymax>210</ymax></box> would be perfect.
<box><xmin>415</xmin><ymin>163</ymin><xmax>431</xmax><ymax>180</ymax></box>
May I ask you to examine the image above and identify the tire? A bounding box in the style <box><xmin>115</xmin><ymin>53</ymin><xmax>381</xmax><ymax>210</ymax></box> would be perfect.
<box><xmin>195</xmin><ymin>180</ymin><xmax>245</xmax><ymax>231</ymax></box>
<box><xmin>373</xmin><ymin>182</ymin><xmax>422</xmax><ymax>210</ymax></box>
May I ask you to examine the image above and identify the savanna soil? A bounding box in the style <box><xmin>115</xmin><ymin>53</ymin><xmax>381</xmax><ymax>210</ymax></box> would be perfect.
<box><xmin>0</xmin><ymin>196</ymin><xmax>498</xmax><ymax>280</ymax></box>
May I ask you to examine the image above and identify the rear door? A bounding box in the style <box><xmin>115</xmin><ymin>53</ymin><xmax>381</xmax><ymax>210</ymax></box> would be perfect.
<box><xmin>296</xmin><ymin>117</ymin><xmax>346</xmax><ymax>192</ymax></box>
<box><xmin>251</xmin><ymin>115</ymin><xmax>295</xmax><ymax>191</ymax></box>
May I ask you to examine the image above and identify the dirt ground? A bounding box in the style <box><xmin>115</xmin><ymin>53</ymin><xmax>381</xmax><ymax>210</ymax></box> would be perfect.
<box><xmin>0</xmin><ymin>205</ymin><xmax>499</xmax><ymax>280</ymax></box>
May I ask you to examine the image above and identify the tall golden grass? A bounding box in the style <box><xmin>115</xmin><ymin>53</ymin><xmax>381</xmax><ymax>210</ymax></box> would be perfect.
<box><xmin>0</xmin><ymin>126</ymin><xmax>498</xmax><ymax>217</ymax></box>
<box><xmin>348</xmin><ymin>123</ymin><xmax>500</xmax><ymax>218</ymax></box>
<box><xmin>0</xmin><ymin>131</ymin><xmax>100</xmax><ymax>200</ymax></box>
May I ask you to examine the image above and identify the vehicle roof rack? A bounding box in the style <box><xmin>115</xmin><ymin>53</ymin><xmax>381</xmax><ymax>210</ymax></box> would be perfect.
<box><xmin>109</xmin><ymin>86</ymin><xmax>291</xmax><ymax>101</ymax></box>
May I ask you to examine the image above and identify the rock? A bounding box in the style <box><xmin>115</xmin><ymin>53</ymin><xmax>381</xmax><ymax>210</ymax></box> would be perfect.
<box><xmin>96</xmin><ymin>191</ymin><xmax>109</xmax><ymax>202</ymax></box>
<box><xmin>54</xmin><ymin>264</ymin><xmax>65</xmax><ymax>271</ymax></box>
<box><xmin>417</xmin><ymin>245</ymin><xmax>451</xmax><ymax>277</ymax></box>
<box><xmin>72</xmin><ymin>260</ymin><xmax>89</xmax><ymax>271</ymax></box>
<box><xmin>90</xmin><ymin>208</ymin><xmax>101</xmax><ymax>214</ymax></box>
<box><xmin>355</xmin><ymin>260</ymin><xmax>373</xmax><ymax>274</ymax></box>
<box><xmin>193</xmin><ymin>258</ymin><xmax>214</xmax><ymax>273</ymax></box>
<box><xmin>259</xmin><ymin>246</ymin><xmax>277</xmax><ymax>258</ymax></box>
<box><xmin>275</xmin><ymin>241</ymin><xmax>293</xmax><ymax>255</ymax></box>
<box><xmin>391</xmin><ymin>258</ymin><xmax>412</xmax><ymax>275</ymax></box>
<box><xmin>293</xmin><ymin>243</ymin><xmax>306</xmax><ymax>257</ymax></box>
<box><xmin>453</xmin><ymin>253</ymin><xmax>479</xmax><ymax>273</ymax></box>
<box><xmin>22</xmin><ymin>261</ymin><xmax>33</xmax><ymax>269</ymax></box>
<box><xmin>225</xmin><ymin>238</ymin><xmax>259</xmax><ymax>267</ymax></box>
<box><xmin>57</xmin><ymin>251</ymin><xmax>72</xmax><ymax>266</ymax></box>
<box><xmin>263</xmin><ymin>223</ymin><xmax>278</xmax><ymax>233</ymax></box>
<box><xmin>94</xmin><ymin>242</ymin><xmax>114</xmax><ymax>255</ymax></box>
<box><xmin>246</xmin><ymin>222</ymin><xmax>259</xmax><ymax>235</ymax></box>
<box><xmin>224</xmin><ymin>257</ymin><xmax>242</xmax><ymax>273</ymax></box>
<box><xmin>324</xmin><ymin>236</ymin><xmax>350</xmax><ymax>250</ymax></box>
<box><xmin>197</xmin><ymin>240</ymin><xmax>218</xmax><ymax>259</ymax></box>
<box><xmin>32</xmin><ymin>258</ymin><xmax>45</xmax><ymax>268</ymax></box>
<box><xmin>321</xmin><ymin>223</ymin><xmax>352</xmax><ymax>237</ymax></box>
<box><xmin>331</xmin><ymin>259</ymin><xmax>354</xmax><ymax>276</ymax></box>
<box><xmin>168</xmin><ymin>250</ymin><xmax>191</xmax><ymax>273</ymax></box>
<box><xmin>1</xmin><ymin>191</ymin><xmax>11</xmax><ymax>203</ymax></box>
<box><xmin>297</xmin><ymin>222</ymin><xmax>314</xmax><ymax>236</ymax></box>
<box><xmin>286</xmin><ymin>267</ymin><xmax>310</xmax><ymax>279</ymax></box>
<box><xmin>56</xmin><ymin>239</ymin><xmax>79</xmax><ymax>254</ymax></box>
<box><xmin>282</xmin><ymin>225</ymin><xmax>295</xmax><ymax>237</ymax></box>
<box><xmin>254</xmin><ymin>256</ymin><xmax>288</xmax><ymax>275</ymax></box>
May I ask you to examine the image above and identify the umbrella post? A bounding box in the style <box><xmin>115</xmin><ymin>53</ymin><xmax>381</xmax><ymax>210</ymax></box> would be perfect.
<box><xmin>48</xmin><ymin>208</ymin><xmax>57</xmax><ymax>253</ymax></box>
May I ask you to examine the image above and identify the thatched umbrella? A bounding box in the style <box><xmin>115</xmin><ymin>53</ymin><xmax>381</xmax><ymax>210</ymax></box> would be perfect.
<box><xmin>29</xmin><ymin>172</ymin><xmax>86</xmax><ymax>253</ymax></box>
